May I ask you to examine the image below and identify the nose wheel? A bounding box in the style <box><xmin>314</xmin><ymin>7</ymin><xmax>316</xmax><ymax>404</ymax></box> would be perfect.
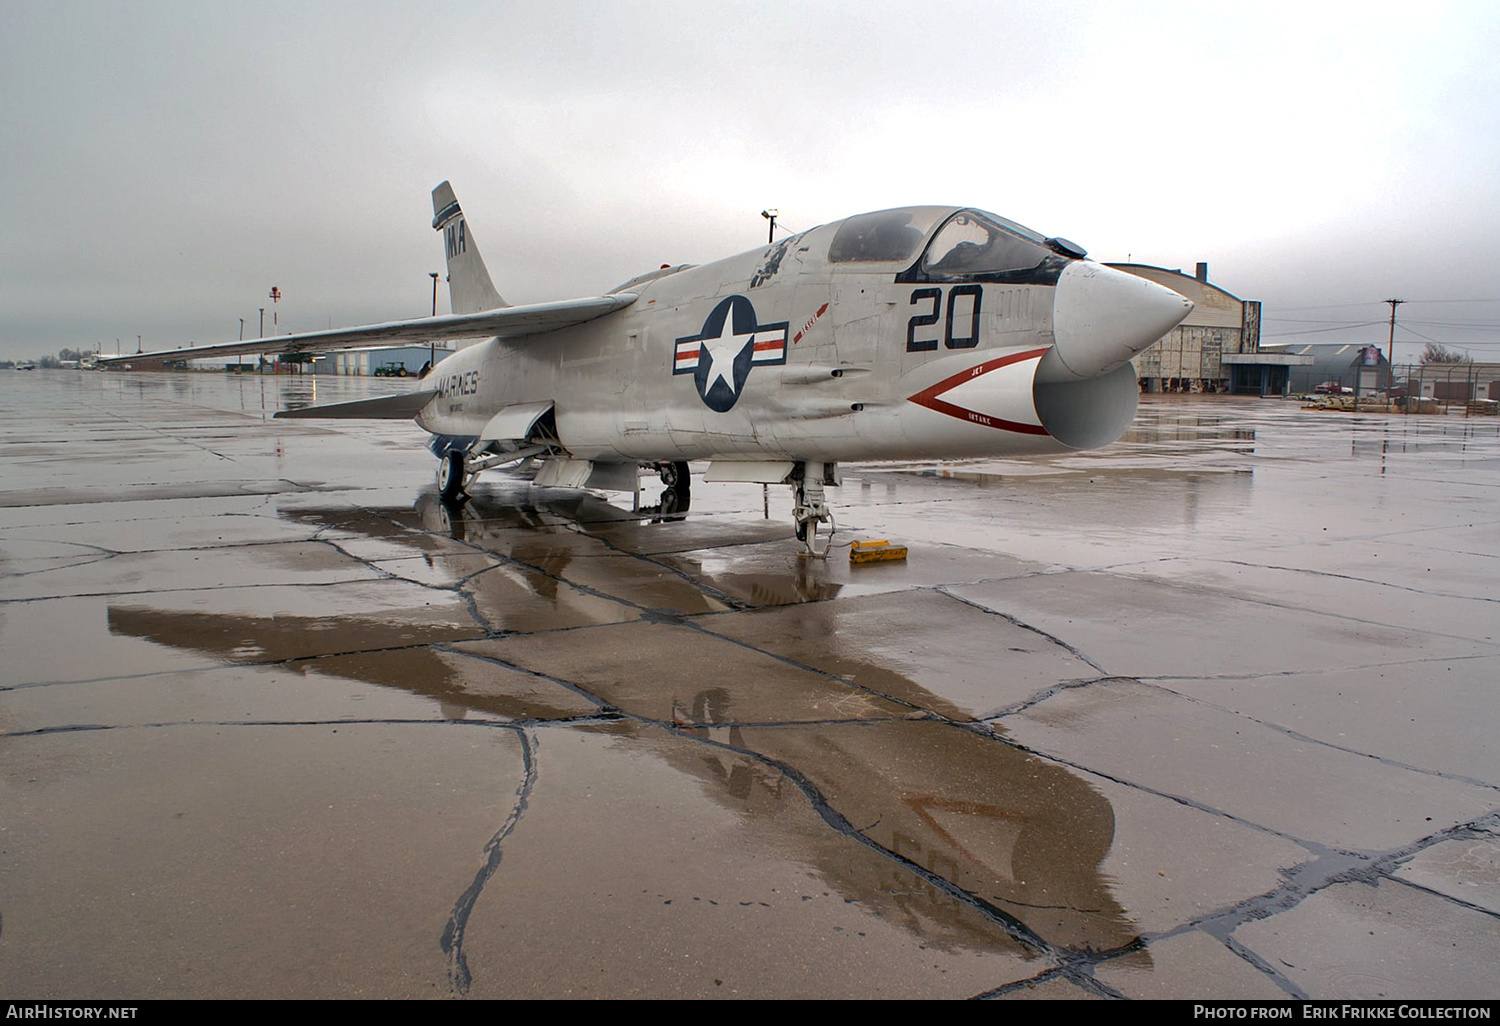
<box><xmin>437</xmin><ymin>450</ymin><xmax>467</xmax><ymax>502</ymax></box>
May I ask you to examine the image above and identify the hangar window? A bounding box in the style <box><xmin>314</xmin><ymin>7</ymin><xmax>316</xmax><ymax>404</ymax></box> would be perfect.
<box><xmin>828</xmin><ymin>209</ymin><xmax>944</xmax><ymax>263</ymax></box>
<box><xmin>921</xmin><ymin>211</ymin><xmax>1052</xmax><ymax>277</ymax></box>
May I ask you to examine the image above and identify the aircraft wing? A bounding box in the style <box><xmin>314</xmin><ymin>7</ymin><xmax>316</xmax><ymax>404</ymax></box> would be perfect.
<box><xmin>99</xmin><ymin>293</ymin><xmax>638</xmax><ymax>366</ymax></box>
<box><xmin>274</xmin><ymin>389</ymin><xmax>439</xmax><ymax>420</ymax></box>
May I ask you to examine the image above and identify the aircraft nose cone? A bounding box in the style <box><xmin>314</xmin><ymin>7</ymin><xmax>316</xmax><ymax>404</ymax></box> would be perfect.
<box><xmin>1048</xmin><ymin>262</ymin><xmax>1193</xmax><ymax>381</ymax></box>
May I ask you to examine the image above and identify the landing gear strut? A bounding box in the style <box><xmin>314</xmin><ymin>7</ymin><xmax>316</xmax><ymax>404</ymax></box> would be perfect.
<box><xmin>791</xmin><ymin>461</ymin><xmax>836</xmax><ymax>557</ymax></box>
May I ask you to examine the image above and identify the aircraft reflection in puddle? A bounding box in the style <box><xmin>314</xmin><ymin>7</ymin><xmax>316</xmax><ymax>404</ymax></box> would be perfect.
<box><xmin>106</xmin><ymin>488</ymin><xmax>1142</xmax><ymax>956</ymax></box>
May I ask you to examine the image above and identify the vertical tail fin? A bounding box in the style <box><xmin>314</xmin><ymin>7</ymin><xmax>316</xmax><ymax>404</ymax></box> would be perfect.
<box><xmin>431</xmin><ymin>181</ymin><xmax>506</xmax><ymax>314</ymax></box>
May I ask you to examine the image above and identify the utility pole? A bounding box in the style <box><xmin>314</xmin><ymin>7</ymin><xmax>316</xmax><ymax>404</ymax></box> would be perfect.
<box><xmin>1385</xmin><ymin>298</ymin><xmax>1405</xmax><ymax>366</ymax></box>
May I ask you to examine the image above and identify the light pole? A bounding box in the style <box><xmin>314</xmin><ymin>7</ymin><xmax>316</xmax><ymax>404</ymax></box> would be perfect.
<box><xmin>429</xmin><ymin>271</ymin><xmax>440</xmax><ymax>370</ymax></box>
<box><xmin>761</xmin><ymin>209</ymin><xmax>778</xmax><ymax>245</ymax></box>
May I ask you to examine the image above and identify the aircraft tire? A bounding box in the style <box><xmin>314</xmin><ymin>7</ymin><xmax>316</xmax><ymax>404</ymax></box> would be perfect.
<box><xmin>437</xmin><ymin>451</ymin><xmax>465</xmax><ymax>501</ymax></box>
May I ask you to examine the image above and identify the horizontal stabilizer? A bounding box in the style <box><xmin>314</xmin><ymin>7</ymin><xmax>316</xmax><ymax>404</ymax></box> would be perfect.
<box><xmin>100</xmin><ymin>293</ymin><xmax>638</xmax><ymax>367</ymax></box>
<box><xmin>274</xmin><ymin>390</ymin><xmax>437</xmax><ymax>420</ymax></box>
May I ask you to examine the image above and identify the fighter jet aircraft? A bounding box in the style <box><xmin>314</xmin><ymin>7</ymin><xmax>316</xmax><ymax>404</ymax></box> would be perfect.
<box><xmin>104</xmin><ymin>182</ymin><xmax>1192</xmax><ymax>552</ymax></box>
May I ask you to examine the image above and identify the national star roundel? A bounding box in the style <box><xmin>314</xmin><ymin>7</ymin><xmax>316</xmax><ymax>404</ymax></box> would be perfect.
<box><xmin>673</xmin><ymin>295</ymin><xmax>788</xmax><ymax>413</ymax></box>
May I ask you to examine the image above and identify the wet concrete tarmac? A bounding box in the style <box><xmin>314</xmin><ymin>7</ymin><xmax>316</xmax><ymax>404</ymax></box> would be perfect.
<box><xmin>2</xmin><ymin>370</ymin><xmax>1497</xmax><ymax>999</ymax></box>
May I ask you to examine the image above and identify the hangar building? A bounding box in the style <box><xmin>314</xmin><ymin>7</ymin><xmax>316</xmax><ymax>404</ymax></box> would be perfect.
<box><xmin>1113</xmin><ymin>263</ymin><xmax>1295</xmax><ymax>395</ymax></box>
<box><xmin>1269</xmin><ymin>343</ymin><xmax>1393</xmax><ymax>395</ymax></box>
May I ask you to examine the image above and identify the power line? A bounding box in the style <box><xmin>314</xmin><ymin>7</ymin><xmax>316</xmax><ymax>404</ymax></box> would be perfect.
<box><xmin>1403</xmin><ymin>319</ymin><xmax>1500</xmax><ymax>330</ymax></box>
<box><xmin>1271</xmin><ymin>298</ymin><xmax>1500</xmax><ymax>313</ymax></box>
<box><xmin>1262</xmin><ymin>320</ymin><xmax>1385</xmax><ymax>338</ymax></box>
<box><xmin>1264</xmin><ymin>316</ymin><xmax>1385</xmax><ymax>324</ymax></box>
<box><xmin>1270</xmin><ymin>302</ymin><xmax>1387</xmax><ymax>312</ymax></box>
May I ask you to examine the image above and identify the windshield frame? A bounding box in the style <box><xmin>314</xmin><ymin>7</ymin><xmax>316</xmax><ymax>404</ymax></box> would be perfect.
<box><xmin>894</xmin><ymin>208</ymin><xmax>1072</xmax><ymax>287</ymax></box>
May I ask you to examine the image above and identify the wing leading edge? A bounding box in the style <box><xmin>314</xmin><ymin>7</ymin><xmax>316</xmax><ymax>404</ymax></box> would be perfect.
<box><xmin>274</xmin><ymin>390</ymin><xmax>439</xmax><ymax>420</ymax></box>
<box><xmin>99</xmin><ymin>293</ymin><xmax>638</xmax><ymax>367</ymax></box>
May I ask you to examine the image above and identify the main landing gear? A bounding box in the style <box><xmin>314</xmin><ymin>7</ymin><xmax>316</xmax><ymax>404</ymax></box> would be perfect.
<box><xmin>640</xmin><ymin>460</ymin><xmax>691</xmax><ymax>519</ymax></box>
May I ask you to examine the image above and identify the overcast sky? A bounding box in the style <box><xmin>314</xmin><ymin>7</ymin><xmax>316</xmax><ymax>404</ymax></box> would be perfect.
<box><xmin>4</xmin><ymin>0</ymin><xmax>1499</xmax><ymax>363</ymax></box>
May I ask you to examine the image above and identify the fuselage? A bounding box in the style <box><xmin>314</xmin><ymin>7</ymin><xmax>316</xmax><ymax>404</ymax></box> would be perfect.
<box><xmin>415</xmin><ymin>206</ymin><xmax>1192</xmax><ymax>466</ymax></box>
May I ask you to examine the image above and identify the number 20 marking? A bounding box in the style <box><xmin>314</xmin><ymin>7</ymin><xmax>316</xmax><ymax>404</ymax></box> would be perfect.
<box><xmin>907</xmin><ymin>285</ymin><xmax>982</xmax><ymax>352</ymax></box>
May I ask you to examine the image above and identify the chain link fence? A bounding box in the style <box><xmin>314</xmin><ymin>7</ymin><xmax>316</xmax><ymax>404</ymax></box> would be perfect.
<box><xmin>1302</xmin><ymin>362</ymin><xmax>1500</xmax><ymax>415</ymax></box>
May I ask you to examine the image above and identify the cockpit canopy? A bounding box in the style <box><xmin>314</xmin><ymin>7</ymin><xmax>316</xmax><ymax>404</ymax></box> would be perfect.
<box><xmin>827</xmin><ymin>205</ymin><xmax>1081</xmax><ymax>286</ymax></box>
<box><xmin>922</xmin><ymin>210</ymin><xmax>1052</xmax><ymax>275</ymax></box>
<box><xmin>827</xmin><ymin>208</ymin><xmax>951</xmax><ymax>264</ymax></box>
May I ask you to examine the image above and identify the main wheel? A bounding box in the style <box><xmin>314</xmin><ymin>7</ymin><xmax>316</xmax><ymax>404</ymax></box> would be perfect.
<box><xmin>664</xmin><ymin>461</ymin><xmax>690</xmax><ymax>510</ymax></box>
<box><xmin>437</xmin><ymin>451</ymin><xmax>466</xmax><ymax>501</ymax></box>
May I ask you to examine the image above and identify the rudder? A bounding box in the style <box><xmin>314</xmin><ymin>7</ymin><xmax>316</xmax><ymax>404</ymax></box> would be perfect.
<box><xmin>431</xmin><ymin>181</ymin><xmax>506</xmax><ymax>314</ymax></box>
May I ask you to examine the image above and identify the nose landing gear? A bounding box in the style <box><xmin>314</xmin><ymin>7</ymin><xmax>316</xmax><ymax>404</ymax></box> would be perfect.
<box><xmin>437</xmin><ymin>450</ymin><xmax>467</xmax><ymax>502</ymax></box>
<box><xmin>791</xmin><ymin>461</ymin><xmax>837</xmax><ymax>557</ymax></box>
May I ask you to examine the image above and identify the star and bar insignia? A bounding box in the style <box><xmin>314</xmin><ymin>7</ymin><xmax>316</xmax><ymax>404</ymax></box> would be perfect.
<box><xmin>673</xmin><ymin>295</ymin><xmax>788</xmax><ymax>413</ymax></box>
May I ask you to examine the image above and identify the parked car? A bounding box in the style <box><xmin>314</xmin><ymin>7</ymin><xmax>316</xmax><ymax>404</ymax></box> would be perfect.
<box><xmin>1314</xmin><ymin>380</ymin><xmax>1353</xmax><ymax>395</ymax></box>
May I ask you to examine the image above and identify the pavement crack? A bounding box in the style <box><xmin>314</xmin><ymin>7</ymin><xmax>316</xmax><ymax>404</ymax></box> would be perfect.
<box><xmin>684</xmin><ymin>618</ymin><xmax>929</xmax><ymax>715</ymax></box>
<box><xmin>564</xmin><ymin>523</ymin><xmax>754</xmax><ymax>611</ymax></box>
<box><xmin>995</xmin><ymin>736</ymin><xmax>1331</xmax><ymax>852</ymax></box>
<box><xmin>1144</xmin><ymin>650</ymin><xmax>1500</xmax><ymax>684</ymax></box>
<box><xmin>982</xmin><ymin>676</ymin><xmax>1119</xmax><ymax>720</ymax></box>
<box><xmin>2</xmin><ymin>553</ymin><xmax>121</xmax><ymax>578</ymax></box>
<box><xmin>971</xmin><ymin>962</ymin><xmax>1122</xmax><ymax>1000</ymax></box>
<box><xmin>1208</xmin><ymin>557</ymin><xmax>1500</xmax><ymax>605</ymax></box>
<box><xmin>6</xmin><ymin>723</ymin><xmax>114</xmax><ymax>736</ymax></box>
<box><xmin>1141</xmin><ymin>678</ymin><xmax>1500</xmax><ymax>793</ymax></box>
<box><xmin>935</xmin><ymin>585</ymin><xmax>1108</xmax><ymax>674</ymax></box>
<box><xmin>1149</xmin><ymin>810</ymin><xmax>1500</xmax><ymax>996</ymax></box>
<box><xmin>643</xmin><ymin>714</ymin><xmax>1057</xmax><ymax>960</ymax></box>
<box><xmin>435</xmin><ymin>645</ymin><xmax>618</xmax><ymax>714</ymax></box>
<box><xmin>441</xmin><ymin>725</ymin><xmax>538</xmax><ymax>997</ymax></box>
